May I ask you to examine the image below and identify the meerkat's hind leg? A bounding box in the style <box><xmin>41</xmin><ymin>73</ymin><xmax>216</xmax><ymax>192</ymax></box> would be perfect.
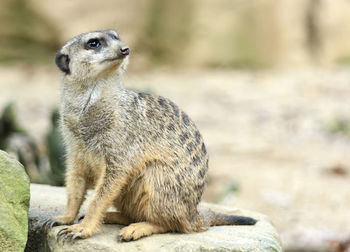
<box><xmin>104</xmin><ymin>212</ymin><xmax>131</xmax><ymax>225</ymax></box>
<box><xmin>118</xmin><ymin>222</ymin><xmax>168</xmax><ymax>242</ymax></box>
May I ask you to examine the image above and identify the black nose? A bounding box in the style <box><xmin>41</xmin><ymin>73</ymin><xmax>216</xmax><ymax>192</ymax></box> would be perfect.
<box><xmin>120</xmin><ymin>47</ymin><xmax>130</xmax><ymax>56</ymax></box>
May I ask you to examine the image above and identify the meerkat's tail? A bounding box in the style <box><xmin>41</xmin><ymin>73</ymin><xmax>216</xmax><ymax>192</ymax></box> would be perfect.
<box><xmin>199</xmin><ymin>209</ymin><xmax>257</xmax><ymax>227</ymax></box>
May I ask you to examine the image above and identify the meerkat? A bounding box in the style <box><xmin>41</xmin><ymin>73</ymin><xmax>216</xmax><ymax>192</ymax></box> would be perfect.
<box><xmin>43</xmin><ymin>29</ymin><xmax>257</xmax><ymax>242</ymax></box>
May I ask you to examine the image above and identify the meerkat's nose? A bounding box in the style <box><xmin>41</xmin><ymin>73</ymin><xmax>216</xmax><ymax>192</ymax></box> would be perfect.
<box><xmin>120</xmin><ymin>47</ymin><xmax>130</xmax><ymax>56</ymax></box>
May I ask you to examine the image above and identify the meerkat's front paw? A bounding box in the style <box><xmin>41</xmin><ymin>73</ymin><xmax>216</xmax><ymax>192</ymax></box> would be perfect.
<box><xmin>118</xmin><ymin>222</ymin><xmax>167</xmax><ymax>242</ymax></box>
<box><xmin>118</xmin><ymin>223</ymin><xmax>145</xmax><ymax>242</ymax></box>
<box><xmin>56</xmin><ymin>223</ymin><xmax>95</xmax><ymax>244</ymax></box>
<box><xmin>42</xmin><ymin>215</ymin><xmax>75</xmax><ymax>232</ymax></box>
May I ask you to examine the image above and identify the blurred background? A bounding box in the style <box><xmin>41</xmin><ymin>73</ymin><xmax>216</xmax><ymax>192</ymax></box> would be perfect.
<box><xmin>1</xmin><ymin>0</ymin><xmax>350</xmax><ymax>251</ymax></box>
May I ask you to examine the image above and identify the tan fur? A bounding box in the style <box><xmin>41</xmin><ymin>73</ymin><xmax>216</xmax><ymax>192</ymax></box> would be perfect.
<box><xmin>43</xmin><ymin>29</ymin><xmax>256</xmax><ymax>242</ymax></box>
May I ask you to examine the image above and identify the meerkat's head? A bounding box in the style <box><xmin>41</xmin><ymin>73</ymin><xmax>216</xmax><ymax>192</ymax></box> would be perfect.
<box><xmin>55</xmin><ymin>30</ymin><xmax>130</xmax><ymax>82</ymax></box>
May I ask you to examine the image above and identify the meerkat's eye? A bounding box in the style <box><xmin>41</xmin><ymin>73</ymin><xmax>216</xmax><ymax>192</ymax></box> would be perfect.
<box><xmin>86</xmin><ymin>39</ymin><xmax>101</xmax><ymax>49</ymax></box>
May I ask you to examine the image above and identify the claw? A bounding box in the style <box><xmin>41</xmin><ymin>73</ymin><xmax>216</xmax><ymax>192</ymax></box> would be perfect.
<box><xmin>56</xmin><ymin>227</ymin><xmax>84</xmax><ymax>245</ymax></box>
<box><xmin>42</xmin><ymin>219</ymin><xmax>60</xmax><ymax>233</ymax></box>
<box><xmin>118</xmin><ymin>234</ymin><xmax>133</xmax><ymax>242</ymax></box>
<box><xmin>62</xmin><ymin>233</ymin><xmax>71</xmax><ymax>245</ymax></box>
<box><xmin>56</xmin><ymin>227</ymin><xmax>68</xmax><ymax>243</ymax></box>
<box><xmin>57</xmin><ymin>227</ymin><xmax>68</xmax><ymax>237</ymax></box>
<box><xmin>66</xmin><ymin>232</ymin><xmax>77</xmax><ymax>244</ymax></box>
<box><xmin>49</xmin><ymin>220</ymin><xmax>58</xmax><ymax>229</ymax></box>
<box><xmin>117</xmin><ymin>235</ymin><xmax>124</xmax><ymax>242</ymax></box>
<box><xmin>71</xmin><ymin>232</ymin><xmax>82</xmax><ymax>241</ymax></box>
<box><xmin>66</xmin><ymin>235</ymin><xmax>73</xmax><ymax>245</ymax></box>
<box><xmin>42</xmin><ymin>220</ymin><xmax>50</xmax><ymax>232</ymax></box>
<box><xmin>62</xmin><ymin>235</ymin><xmax>67</xmax><ymax>245</ymax></box>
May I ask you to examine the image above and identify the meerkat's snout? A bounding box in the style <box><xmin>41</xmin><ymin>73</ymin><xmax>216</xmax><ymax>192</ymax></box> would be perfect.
<box><xmin>120</xmin><ymin>47</ymin><xmax>130</xmax><ymax>56</ymax></box>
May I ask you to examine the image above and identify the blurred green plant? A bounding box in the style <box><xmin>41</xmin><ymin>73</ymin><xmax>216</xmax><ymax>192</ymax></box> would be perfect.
<box><xmin>228</xmin><ymin>12</ymin><xmax>264</xmax><ymax>68</ymax></box>
<box><xmin>0</xmin><ymin>0</ymin><xmax>60</xmax><ymax>63</ymax></box>
<box><xmin>0</xmin><ymin>103</ymin><xmax>26</xmax><ymax>150</ymax></box>
<box><xmin>215</xmin><ymin>180</ymin><xmax>240</xmax><ymax>203</ymax></box>
<box><xmin>137</xmin><ymin>0</ymin><xmax>193</xmax><ymax>66</ymax></box>
<box><xmin>46</xmin><ymin>108</ymin><xmax>66</xmax><ymax>186</ymax></box>
<box><xmin>208</xmin><ymin>7</ymin><xmax>272</xmax><ymax>69</ymax></box>
<box><xmin>336</xmin><ymin>56</ymin><xmax>350</xmax><ymax>66</ymax></box>
<box><xmin>0</xmin><ymin>103</ymin><xmax>44</xmax><ymax>183</ymax></box>
<box><xmin>0</xmin><ymin>103</ymin><xmax>66</xmax><ymax>185</ymax></box>
<box><xmin>323</xmin><ymin>118</ymin><xmax>350</xmax><ymax>137</ymax></box>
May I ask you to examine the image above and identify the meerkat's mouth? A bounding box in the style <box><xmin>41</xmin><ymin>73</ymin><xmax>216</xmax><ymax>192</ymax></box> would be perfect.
<box><xmin>101</xmin><ymin>56</ymin><xmax>126</xmax><ymax>63</ymax></box>
<box><xmin>101</xmin><ymin>48</ymin><xmax>130</xmax><ymax>64</ymax></box>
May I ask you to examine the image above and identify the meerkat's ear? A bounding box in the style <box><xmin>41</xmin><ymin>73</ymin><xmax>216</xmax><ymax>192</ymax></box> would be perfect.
<box><xmin>55</xmin><ymin>52</ymin><xmax>70</xmax><ymax>74</ymax></box>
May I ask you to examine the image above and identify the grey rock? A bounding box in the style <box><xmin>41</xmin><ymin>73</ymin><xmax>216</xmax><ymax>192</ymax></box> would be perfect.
<box><xmin>0</xmin><ymin>150</ymin><xmax>30</xmax><ymax>252</ymax></box>
<box><xmin>27</xmin><ymin>183</ymin><xmax>282</xmax><ymax>252</ymax></box>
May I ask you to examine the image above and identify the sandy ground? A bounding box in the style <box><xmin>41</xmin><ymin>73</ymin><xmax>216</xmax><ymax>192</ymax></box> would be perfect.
<box><xmin>1</xmin><ymin>65</ymin><xmax>350</xmax><ymax>251</ymax></box>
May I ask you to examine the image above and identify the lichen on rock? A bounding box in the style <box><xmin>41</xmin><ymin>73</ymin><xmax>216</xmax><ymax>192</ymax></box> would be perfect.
<box><xmin>0</xmin><ymin>150</ymin><xmax>30</xmax><ymax>252</ymax></box>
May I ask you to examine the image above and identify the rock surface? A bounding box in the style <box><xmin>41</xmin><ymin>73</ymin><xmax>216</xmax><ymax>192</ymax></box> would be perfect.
<box><xmin>27</xmin><ymin>183</ymin><xmax>282</xmax><ymax>252</ymax></box>
<box><xmin>0</xmin><ymin>150</ymin><xmax>30</xmax><ymax>252</ymax></box>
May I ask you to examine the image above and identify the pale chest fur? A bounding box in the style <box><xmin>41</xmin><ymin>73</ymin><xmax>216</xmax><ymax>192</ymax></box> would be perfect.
<box><xmin>61</xmin><ymin>109</ymin><xmax>111</xmax><ymax>186</ymax></box>
<box><xmin>60</xmin><ymin>83</ymin><xmax>120</xmax><ymax>174</ymax></box>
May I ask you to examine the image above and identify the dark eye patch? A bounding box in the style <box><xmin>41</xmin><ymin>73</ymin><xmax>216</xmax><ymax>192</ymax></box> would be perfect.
<box><xmin>86</xmin><ymin>38</ymin><xmax>101</xmax><ymax>49</ymax></box>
